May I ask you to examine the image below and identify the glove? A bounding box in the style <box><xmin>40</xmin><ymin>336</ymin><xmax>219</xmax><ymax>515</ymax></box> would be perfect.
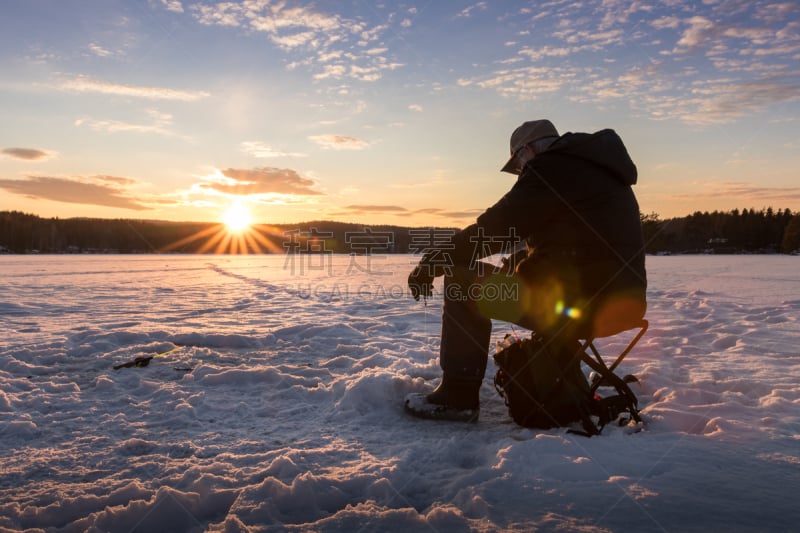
<box><xmin>501</xmin><ymin>248</ymin><xmax>530</xmax><ymax>274</ymax></box>
<box><xmin>408</xmin><ymin>264</ymin><xmax>434</xmax><ymax>301</ymax></box>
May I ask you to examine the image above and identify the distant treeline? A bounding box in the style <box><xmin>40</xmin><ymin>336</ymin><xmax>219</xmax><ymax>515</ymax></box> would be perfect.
<box><xmin>642</xmin><ymin>208</ymin><xmax>800</xmax><ymax>254</ymax></box>
<box><xmin>1</xmin><ymin>208</ymin><xmax>799</xmax><ymax>255</ymax></box>
<box><xmin>0</xmin><ymin>211</ymin><xmax>452</xmax><ymax>255</ymax></box>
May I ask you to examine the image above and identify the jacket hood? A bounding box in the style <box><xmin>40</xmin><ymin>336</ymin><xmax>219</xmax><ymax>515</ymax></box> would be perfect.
<box><xmin>548</xmin><ymin>129</ymin><xmax>638</xmax><ymax>185</ymax></box>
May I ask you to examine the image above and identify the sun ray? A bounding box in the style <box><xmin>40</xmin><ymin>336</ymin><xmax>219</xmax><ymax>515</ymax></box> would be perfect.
<box><xmin>197</xmin><ymin>226</ymin><xmax>228</xmax><ymax>254</ymax></box>
<box><xmin>160</xmin><ymin>224</ymin><xmax>221</xmax><ymax>252</ymax></box>
<box><xmin>160</xmin><ymin>208</ymin><xmax>290</xmax><ymax>254</ymax></box>
<box><xmin>250</xmin><ymin>225</ymin><xmax>285</xmax><ymax>253</ymax></box>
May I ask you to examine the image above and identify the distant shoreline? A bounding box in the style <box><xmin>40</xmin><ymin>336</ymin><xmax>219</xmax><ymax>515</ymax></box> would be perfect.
<box><xmin>2</xmin><ymin>209</ymin><xmax>798</xmax><ymax>255</ymax></box>
<box><xmin>1</xmin><ymin>251</ymin><xmax>795</xmax><ymax>257</ymax></box>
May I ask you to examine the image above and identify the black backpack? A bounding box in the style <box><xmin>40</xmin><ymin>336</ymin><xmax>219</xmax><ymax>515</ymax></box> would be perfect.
<box><xmin>493</xmin><ymin>334</ymin><xmax>641</xmax><ymax>436</ymax></box>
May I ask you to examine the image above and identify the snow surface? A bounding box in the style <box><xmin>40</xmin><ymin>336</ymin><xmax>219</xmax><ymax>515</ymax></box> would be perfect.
<box><xmin>1</xmin><ymin>254</ymin><xmax>798</xmax><ymax>532</ymax></box>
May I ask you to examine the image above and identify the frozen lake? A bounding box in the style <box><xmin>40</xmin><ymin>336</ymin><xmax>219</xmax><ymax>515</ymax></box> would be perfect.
<box><xmin>1</xmin><ymin>254</ymin><xmax>799</xmax><ymax>532</ymax></box>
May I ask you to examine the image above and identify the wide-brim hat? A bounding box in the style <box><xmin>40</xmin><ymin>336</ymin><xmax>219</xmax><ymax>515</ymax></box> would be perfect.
<box><xmin>500</xmin><ymin>119</ymin><xmax>559</xmax><ymax>173</ymax></box>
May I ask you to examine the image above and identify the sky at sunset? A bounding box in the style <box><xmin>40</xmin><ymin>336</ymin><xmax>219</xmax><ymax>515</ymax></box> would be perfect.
<box><xmin>1</xmin><ymin>0</ymin><xmax>799</xmax><ymax>227</ymax></box>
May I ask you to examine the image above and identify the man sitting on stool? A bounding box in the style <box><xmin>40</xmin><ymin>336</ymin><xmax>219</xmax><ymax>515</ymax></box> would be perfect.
<box><xmin>406</xmin><ymin>119</ymin><xmax>647</xmax><ymax>421</ymax></box>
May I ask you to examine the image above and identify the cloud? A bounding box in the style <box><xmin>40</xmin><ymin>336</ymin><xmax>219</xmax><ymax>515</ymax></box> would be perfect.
<box><xmin>309</xmin><ymin>134</ymin><xmax>370</xmax><ymax>150</ymax></box>
<box><xmin>518</xmin><ymin>45</ymin><xmax>576</xmax><ymax>62</ymax></box>
<box><xmin>2</xmin><ymin>148</ymin><xmax>57</xmax><ymax>161</ymax></box>
<box><xmin>334</xmin><ymin>204</ymin><xmax>483</xmax><ymax>222</ymax></box>
<box><xmin>202</xmin><ymin>167</ymin><xmax>323</xmax><ymax>196</ymax></box>
<box><xmin>435</xmin><ymin>209</ymin><xmax>485</xmax><ymax>220</ymax></box>
<box><xmin>327</xmin><ymin>204</ymin><xmax>408</xmax><ymax>218</ymax></box>
<box><xmin>74</xmin><ymin>109</ymin><xmax>181</xmax><ymax>136</ymax></box>
<box><xmin>88</xmin><ymin>43</ymin><xmax>113</xmax><ymax>57</ymax></box>
<box><xmin>461</xmin><ymin>2</ymin><xmax>800</xmax><ymax>126</ymax></box>
<box><xmin>456</xmin><ymin>2</ymin><xmax>488</xmax><ymax>18</ymax></box>
<box><xmin>408</xmin><ymin>104</ymin><xmax>423</xmax><ymax>112</ymax></box>
<box><xmin>596</xmin><ymin>1</ymin><xmax>654</xmax><ymax>31</ymax></box>
<box><xmin>343</xmin><ymin>205</ymin><xmax>408</xmax><ymax>213</ymax></box>
<box><xmin>313</xmin><ymin>64</ymin><xmax>348</xmax><ymax>80</ymax></box>
<box><xmin>699</xmin><ymin>182</ymin><xmax>800</xmax><ymax>201</ymax></box>
<box><xmin>743</xmin><ymin>43</ymin><xmax>800</xmax><ymax>57</ymax></box>
<box><xmin>459</xmin><ymin>65</ymin><xmax>571</xmax><ymax>99</ymax></box>
<box><xmin>651</xmin><ymin>16</ymin><xmax>681</xmax><ymax>30</ymax></box>
<box><xmin>57</xmin><ymin>75</ymin><xmax>209</xmax><ymax>101</ymax></box>
<box><xmin>241</xmin><ymin>142</ymin><xmax>307</xmax><ymax>159</ymax></box>
<box><xmin>0</xmin><ymin>175</ymin><xmax>150</xmax><ymax>210</ymax></box>
<box><xmin>159</xmin><ymin>0</ymin><xmax>184</xmax><ymax>14</ymax></box>
<box><xmin>95</xmin><ymin>175</ymin><xmax>138</xmax><ymax>186</ymax></box>
<box><xmin>681</xmin><ymin>76</ymin><xmax>800</xmax><ymax>124</ymax></box>
<box><xmin>348</xmin><ymin>62</ymin><xmax>403</xmax><ymax>82</ymax></box>
<box><xmin>186</xmin><ymin>1</ymin><xmax>404</xmax><ymax>81</ymax></box>
<box><xmin>674</xmin><ymin>16</ymin><xmax>716</xmax><ymax>51</ymax></box>
<box><xmin>667</xmin><ymin>182</ymin><xmax>800</xmax><ymax>206</ymax></box>
<box><xmin>412</xmin><ymin>207</ymin><xmax>484</xmax><ymax>220</ymax></box>
<box><xmin>271</xmin><ymin>31</ymin><xmax>316</xmax><ymax>49</ymax></box>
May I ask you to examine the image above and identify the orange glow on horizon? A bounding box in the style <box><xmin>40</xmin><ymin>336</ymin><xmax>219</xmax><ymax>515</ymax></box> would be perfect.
<box><xmin>161</xmin><ymin>221</ymin><xmax>285</xmax><ymax>254</ymax></box>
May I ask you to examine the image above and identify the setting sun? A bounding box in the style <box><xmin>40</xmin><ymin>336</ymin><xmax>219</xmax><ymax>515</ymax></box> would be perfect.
<box><xmin>163</xmin><ymin>201</ymin><xmax>283</xmax><ymax>254</ymax></box>
<box><xmin>221</xmin><ymin>202</ymin><xmax>253</xmax><ymax>233</ymax></box>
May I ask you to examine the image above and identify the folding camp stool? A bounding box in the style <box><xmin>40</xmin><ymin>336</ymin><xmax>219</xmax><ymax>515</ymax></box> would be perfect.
<box><xmin>578</xmin><ymin>319</ymin><xmax>649</xmax><ymax>393</ymax></box>
<box><xmin>558</xmin><ymin>318</ymin><xmax>650</xmax><ymax>428</ymax></box>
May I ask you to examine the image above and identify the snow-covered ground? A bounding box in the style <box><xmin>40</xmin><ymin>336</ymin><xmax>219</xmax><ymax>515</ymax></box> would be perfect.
<box><xmin>1</xmin><ymin>254</ymin><xmax>798</xmax><ymax>532</ymax></box>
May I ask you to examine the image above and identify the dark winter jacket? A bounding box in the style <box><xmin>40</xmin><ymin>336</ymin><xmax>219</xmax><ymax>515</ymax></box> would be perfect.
<box><xmin>438</xmin><ymin>129</ymin><xmax>647</xmax><ymax>334</ymax></box>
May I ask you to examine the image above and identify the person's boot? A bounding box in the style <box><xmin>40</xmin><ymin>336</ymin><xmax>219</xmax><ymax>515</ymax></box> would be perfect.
<box><xmin>404</xmin><ymin>376</ymin><xmax>481</xmax><ymax>422</ymax></box>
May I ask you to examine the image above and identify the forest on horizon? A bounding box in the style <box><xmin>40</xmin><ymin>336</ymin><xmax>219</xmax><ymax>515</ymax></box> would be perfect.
<box><xmin>1</xmin><ymin>208</ymin><xmax>799</xmax><ymax>255</ymax></box>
